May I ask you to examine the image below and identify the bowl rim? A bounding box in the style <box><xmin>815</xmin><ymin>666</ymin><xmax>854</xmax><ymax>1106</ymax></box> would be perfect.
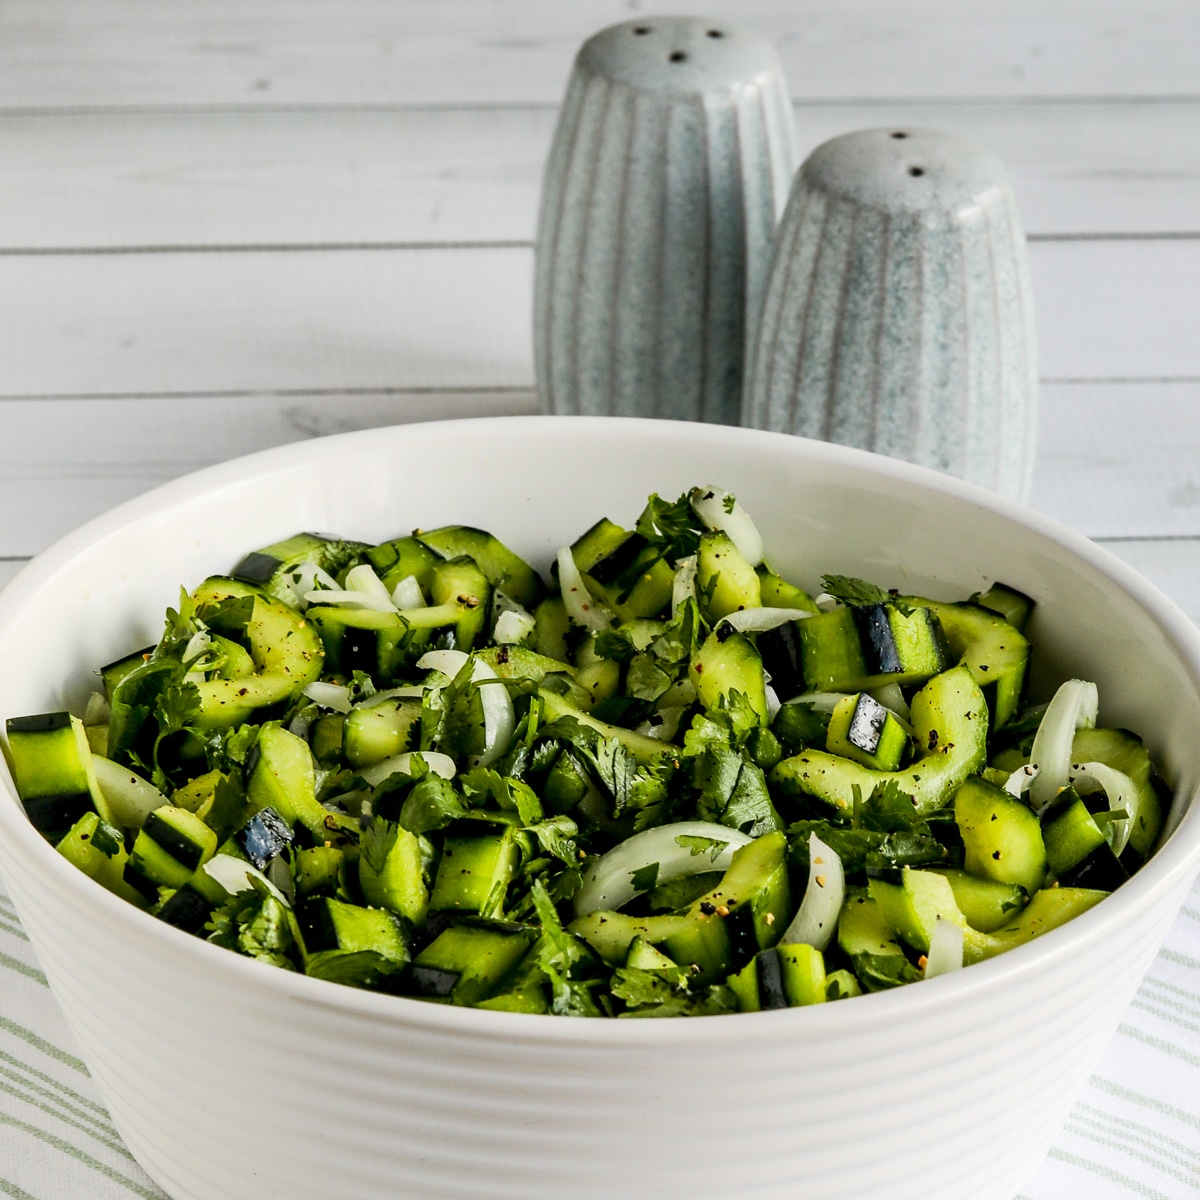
<box><xmin>3</xmin><ymin>413</ymin><xmax>1200</xmax><ymax>1047</ymax></box>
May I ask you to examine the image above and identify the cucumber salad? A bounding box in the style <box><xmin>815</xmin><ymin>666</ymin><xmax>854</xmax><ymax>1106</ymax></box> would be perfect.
<box><xmin>3</xmin><ymin>486</ymin><xmax>1167</xmax><ymax>1016</ymax></box>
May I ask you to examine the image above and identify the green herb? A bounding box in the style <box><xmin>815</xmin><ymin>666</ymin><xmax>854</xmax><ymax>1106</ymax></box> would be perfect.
<box><xmin>821</xmin><ymin>575</ymin><xmax>913</xmax><ymax>616</ymax></box>
<box><xmin>611</xmin><ymin>966</ymin><xmax>736</xmax><ymax>1018</ymax></box>
<box><xmin>630</xmin><ymin>862</ymin><xmax>660</xmax><ymax>892</ymax></box>
<box><xmin>674</xmin><ymin>834</ymin><xmax>727</xmax><ymax>863</ymax></box>
<box><xmin>850</xmin><ymin>951</ymin><xmax>922</xmax><ymax>992</ymax></box>
<box><xmin>722</xmin><ymin>493</ymin><xmax>737</xmax><ymax>515</ymax></box>
<box><xmin>530</xmin><ymin>880</ymin><xmax>603</xmax><ymax>1017</ymax></box>
<box><xmin>635</xmin><ymin>492</ymin><xmax>703</xmax><ymax>564</ymax></box>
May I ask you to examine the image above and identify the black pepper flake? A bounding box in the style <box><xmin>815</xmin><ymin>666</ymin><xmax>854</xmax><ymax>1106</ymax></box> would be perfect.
<box><xmin>699</xmin><ymin>901</ymin><xmax>717</xmax><ymax>916</ymax></box>
<box><xmin>992</xmin><ymin>850</ymin><xmax>1001</xmax><ymax>860</ymax></box>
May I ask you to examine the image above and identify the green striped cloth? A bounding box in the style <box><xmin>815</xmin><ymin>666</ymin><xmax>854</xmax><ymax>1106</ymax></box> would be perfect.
<box><xmin>0</xmin><ymin>875</ymin><xmax>1198</xmax><ymax>1199</ymax></box>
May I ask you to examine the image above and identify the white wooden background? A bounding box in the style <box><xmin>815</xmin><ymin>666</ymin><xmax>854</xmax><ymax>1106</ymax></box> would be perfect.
<box><xmin>0</xmin><ymin>0</ymin><xmax>1198</xmax><ymax>617</ymax></box>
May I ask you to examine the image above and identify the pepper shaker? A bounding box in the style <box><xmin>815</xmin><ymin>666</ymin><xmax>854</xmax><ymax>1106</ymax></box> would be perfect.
<box><xmin>534</xmin><ymin>17</ymin><xmax>795</xmax><ymax>425</ymax></box>
<box><xmin>743</xmin><ymin>128</ymin><xmax>1037</xmax><ymax>499</ymax></box>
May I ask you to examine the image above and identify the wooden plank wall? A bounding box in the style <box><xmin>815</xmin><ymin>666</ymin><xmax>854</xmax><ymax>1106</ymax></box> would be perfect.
<box><xmin>1</xmin><ymin>1</ymin><xmax>1198</xmax><ymax>613</ymax></box>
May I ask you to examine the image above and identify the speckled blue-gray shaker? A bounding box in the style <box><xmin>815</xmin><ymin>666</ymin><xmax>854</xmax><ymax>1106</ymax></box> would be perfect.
<box><xmin>534</xmin><ymin>17</ymin><xmax>795</xmax><ymax>425</ymax></box>
<box><xmin>743</xmin><ymin>128</ymin><xmax>1037</xmax><ymax>499</ymax></box>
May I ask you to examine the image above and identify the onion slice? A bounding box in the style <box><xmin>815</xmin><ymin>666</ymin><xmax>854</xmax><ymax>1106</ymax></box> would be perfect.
<box><xmin>344</xmin><ymin>564</ymin><xmax>396</xmax><ymax>607</ymax></box>
<box><xmin>779</xmin><ymin>832</ymin><xmax>844</xmax><ymax>952</ymax></box>
<box><xmin>556</xmin><ymin>546</ymin><xmax>614</xmax><ymax>631</ymax></box>
<box><xmin>92</xmin><ymin>756</ymin><xmax>169</xmax><ymax>829</ymax></box>
<box><xmin>1028</xmin><ymin>680</ymin><xmax>1099</xmax><ymax>811</ymax></box>
<box><xmin>719</xmin><ymin>606</ymin><xmax>814</xmax><ymax>633</ymax></box>
<box><xmin>417</xmin><ymin>649</ymin><xmax>515</xmax><ymax>767</ymax></box>
<box><xmin>494</xmin><ymin>607</ymin><xmax>536</xmax><ymax>645</ymax></box>
<box><xmin>1004</xmin><ymin>763</ymin><xmax>1038</xmax><ymax>799</ymax></box>
<box><xmin>1068</xmin><ymin>760</ymin><xmax>1140</xmax><ymax>856</ymax></box>
<box><xmin>303</xmin><ymin>588</ymin><xmax>396</xmax><ymax>612</ymax></box>
<box><xmin>357</xmin><ymin>751</ymin><xmax>457</xmax><ymax>788</ymax></box>
<box><xmin>355</xmin><ymin>685</ymin><xmax>425</xmax><ymax>709</ymax></box>
<box><xmin>391</xmin><ymin>575</ymin><xmax>426</xmax><ymax>611</ymax></box>
<box><xmin>924</xmin><ymin>917</ymin><xmax>965</xmax><ymax>979</ymax></box>
<box><xmin>573</xmin><ymin>821</ymin><xmax>752</xmax><ymax>917</ymax></box>
<box><xmin>303</xmin><ymin>681</ymin><xmax>353</xmax><ymax>713</ymax></box>
<box><xmin>672</xmin><ymin>555</ymin><xmax>698</xmax><ymax>612</ymax></box>
<box><xmin>764</xmin><ymin>684</ymin><xmax>782</xmax><ymax>722</ymax></box>
<box><xmin>689</xmin><ymin>485</ymin><xmax>764</xmax><ymax>567</ymax></box>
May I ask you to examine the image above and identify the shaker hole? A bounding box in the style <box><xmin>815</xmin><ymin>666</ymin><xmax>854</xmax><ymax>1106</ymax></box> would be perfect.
<box><xmin>891</xmin><ymin>131</ymin><xmax>908</xmax><ymax>139</ymax></box>
<box><xmin>633</xmin><ymin>26</ymin><xmax>651</xmax><ymax>35</ymax></box>
<box><xmin>707</xmin><ymin>29</ymin><xmax>724</xmax><ymax>38</ymax></box>
<box><xmin>909</xmin><ymin>166</ymin><xmax>925</xmax><ymax>177</ymax></box>
<box><xmin>669</xmin><ymin>50</ymin><xmax>688</xmax><ymax>62</ymax></box>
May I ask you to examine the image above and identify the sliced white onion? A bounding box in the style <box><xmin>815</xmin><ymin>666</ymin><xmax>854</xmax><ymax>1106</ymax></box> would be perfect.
<box><xmin>83</xmin><ymin>691</ymin><xmax>111</xmax><ymax>726</ymax></box>
<box><xmin>303</xmin><ymin>681</ymin><xmax>352</xmax><ymax>713</ymax></box>
<box><xmin>688</xmin><ymin>485</ymin><xmax>764</xmax><ymax>567</ymax></box>
<box><xmin>182</xmin><ymin>628</ymin><xmax>211</xmax><ymax>666</ymax></box>
<box><xmin>719</xmin><ymin>606</ymin><xmax>814</xmax><ymax>633</ymax></box>
<box><xmin>494</xmin><ymin>607</ymin><xmax>536</xmax><ymax>646</ymax></box>
<box><xmin>344</xmin><ymin>564</ymin><xmax>397</xmax><ymax>609</ymax></box>
<box><xmin>779</xmin><ymin>832</ymin><xmax>844</xmax><ymax>952</ymax></box>
<box><xmin>92</xmin><ymin>756</ymin><xmax>168</xmax><ymax>829</ymax></box>
<box><xmin>200</xmin><ymin>854</ymin><xmax>290</xmax><ymax>906</ymax></box>
<box><xmin>1068</xmin><ymin>760</ymin><xmax>1140</xmax><ymax>856</ymax></box>
<box><xmin>1004</xmin><ymin>762</ymin><xmax>1038</xmax><ymax>799</ymax></box>
<box><xmin>390</xmin><ymin>574</ymin><xmax>426</xmax><ymax>611</ymax></box>
<box><xmin>815</xmin><ymin>593</ymin><xmax>841</xmax><ymax>613</ymax></box>
<box><xmin>672</xmin><ymin>555</ymin><xmax>698</xmax><ymax>613</ymax></box>
<box><xmin>573</xmin><ymin>821</ymin><xmax>752</xmax><ymax>917</ymax></box>
<box><xmin>288</xmin><ymin>708</ymin><xmax>316</xmax><ymax>740</ymax></box>
<box><xmin>417</xmin><ymin>649</ymin><xmax>515</xmax><ymax>767</ymax></box>
<box><xmin>764</xmin><ymin>684</ymin><xmax>782</xmax><ymax>722</ymax></box>
<box><xmin>356</xmin><ymin>685</ymin><xmax>424</xmax><ymax>709</ymax></box>
<box><xmin>924</xmin><ymin>916</ymin><xmax>965</xmax><ymax>979</ymax></box>
<box><xmin>282</xmin><ymin>561</ymin><xmax>340</xmax><ymax>609</ymax></box>
<box><xmin>357</xmin><ymin>750</ymin><xmax>457</xmax><ymax>788</ymax></box>
<box><xmin>557</xmin><ymin>546</ymin><xmax>614</xmax><ymax>631</ymax></box>
<box><xmin>303</xmin><ymin>588</ymin><xmax>396</xmax><ymax>612</ymax></box>
<box><xmin>1028</xmin><ymin>680</ymin><xmax>1099</xmax><ymax>811</ymax></box>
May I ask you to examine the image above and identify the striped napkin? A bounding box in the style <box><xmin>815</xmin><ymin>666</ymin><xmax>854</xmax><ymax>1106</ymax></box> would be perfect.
<box><xmin>1</xmin><ymin>873</ymin><xmax>1198</xmax><ymax>1200</ymax></box>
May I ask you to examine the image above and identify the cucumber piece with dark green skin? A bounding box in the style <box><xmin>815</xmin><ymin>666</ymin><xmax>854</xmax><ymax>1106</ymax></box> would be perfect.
<box><xmin>359</xmin><ymin>823</ymin><xmax>428</xmax><ymax>925</ymax></box>
<box><xmin>428</xmin><ymin>824</ymin><xmax>520</xmax><ymax>918</ymax></box>
<box><xmin>343</xmin><ymin>698</ymin><xmax>421</xmax><ymax>768</ymax></box>
<box><xmin>954</xmin><ymin>775</ymin><xmax>1046</xmax><ymax>894</ymax></box>
<box><xmin>697</xmin><ymin>531</ymin><xmax>761</xmax><ymax>621</ymax></box>
<box><xmin>304</xmin><ymin>605</ymin><xmax>420</xmax><ymax>680</ymax></box>
<box><xmin>797</xmin><ymin>604</ymin><xmax>946</xmax><ymax>693</ymax></box>
<box><xmin>129</xmin><ymin>805</ymin><xmax>219</xmax><ymax>890</ymax></box>
<box><xmin>247</xmin><ymin>723</ymin><xmax>328</xmax><ymax>840</ymax></box>
<box><xmin>1040</xmin><ymin>789</ymin><xmax>1129</xmax><ymax>891</ymax></box>
<box><xmin>625</xmin><ymin>935</ymin><xmax>677</xmax><ymax>970</ymax></box>
<box><xmin>428</xmin><ymin>557</ymin><xmax>491</xmax><ymax>651</ymax></box>
<box><xmin>411</xmin><ymin>918</ymin><xmax>538</xmax><ymax>1006</ymax></box>
<box><xmin>755</xmin><ymin>567</ymin><xmax>817</xmax><ymax>614</ymax></box>
<box><xmin>771</xmin><ymin>665</ymin><xmax>988</xmax><ymax>815</ymax></box>
<box><xmin>570</xmin><ymin>519</ymin><xmax>674</xmax><ymax>621</ymax></box>
<box><xmin>756</xmin><ymin>621</ymin><xmax>804</xmax><ymax>702</ymax></box>
<box><xmin>969</xmin><ymin>583</ymin><xmax>1035</xmax><ymax>634</ymax></box>
<box><xmin>55</xmin><ymin>811</ymin><xmax>146</xmax><ymax>906</ymax></box>
<box><xmin>969</xmin><ymin>887</ymin><xmax>1108</xmax><ymax>962</ymax></box>
<box><xmin>728</xmin><ymin>943</ymin><xmax>825</xmax><ymax>1010</ymax></box>
<box><xmin>4</xmin><ymin>712</ymin><xmax>104</xmax><ymax>839</ymax></box>
<box><xmin>1071</xmin><ymin>726</ymin><xmax>1162</xmax><ymax>862</ymax></box>
<box><xmin>364</xmin><ymin>535</ymin><xmax>439</xmax><ymax>594</ymax></box>
<box><xmin>232</xmin><ymin>532</ymin><xmax>368</xmax><ymax>603</ymax></box>
<box><xmin>293</xmin><ymin>845</ymin><xmax>346</xmax><ymax>899</ymax></box>
<box><xmin>416</xmin><ymin>525</ymin><xmax>545</xmax><ymax>609</ymax></box>
<box><xmin>690</xmin><ymin>628</ymin><xmax>768</xmax><ymax>724</ymax></box>
<box><xmin>299</xmin><ymin>896</ymin><xmax>410</xmax><ymax>989</ymax></box>
<box><xmin>308</xmin><ymin>714</ymin><xmax>345</xmax><ymax>765</ymax></box>
<box><xmin>901</xmin><ymin>597</ymin><xmax>1028</xmax><ymax>730</ymax></box>
<box><xmin>825</xmin><ymin>693</ymin><xmax>909</xmax><ymax>772</ymax></box>
<box><xmin>926</xmin><ymin>867</ymin><xmax>1027</xmax><ymax>933</ymax></box>
<box><xmin>100</xmin><ymin>647</ymin><xmax>154</xmax><ymax>701</ymax></box>
<box><xmin>234</xmin><ymin>805</ymin><xmax>294</xmax><ymax>872</ymax></box>
<box><xmin>532</xmin><ymin>595</ymin><xmax>573</xmax><ymax>664</ymax></box>
<box><xmin>189</xmin><ymin>578</ymin><xmax>324</xmax><ymax>730</ymax></box>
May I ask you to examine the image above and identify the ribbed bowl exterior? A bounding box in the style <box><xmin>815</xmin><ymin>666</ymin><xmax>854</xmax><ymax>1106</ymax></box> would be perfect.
<box><xmin>2</xmin><ymin>417</ymin><xmax>1199</xmax><ymax>1200</ymax></box>
<box><xmin>743</xmin><ymin>128</ymin><xmax>1037</xmax><ymax>500</ymax></box>
<box><xmin>534</xmin><ymin>17</ymin><xmax>795</xmax><ymax>425</ymax></box>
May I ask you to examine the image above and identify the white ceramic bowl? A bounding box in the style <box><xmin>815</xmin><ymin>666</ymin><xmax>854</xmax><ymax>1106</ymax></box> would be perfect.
<box><xmin>2</xmin><ymin>416</ymin><xmax>1199</xmax><ymax>1200</ymax></box>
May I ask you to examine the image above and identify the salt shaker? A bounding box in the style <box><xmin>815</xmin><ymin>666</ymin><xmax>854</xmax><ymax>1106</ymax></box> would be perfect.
<box><xmin>742</xmin><ymin>128</ymin><xmax>1037</xmax><ymax>499</ymax></box>
<box><xmin>534</xmin><ymin>17</ymin><xmax>795</xmax><ymax>425</ymax></box>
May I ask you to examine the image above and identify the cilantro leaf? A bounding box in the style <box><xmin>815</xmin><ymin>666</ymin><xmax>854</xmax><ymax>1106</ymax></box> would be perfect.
<box><xmin>611</xmin><ymin>966</ymin><xmax>737</xmax><ymax>1018</ymax></box>
<box><xmin>398</xmin><ymin>776</ymin><xmax>468</xmax><ymax>835</ymax></box>
<box><xmin>820</xmin><ymin>575</ymin><xmax>892</xmax><ymax>608</ymax></box>
<box><xmin>674</xmin><ymin>834</ymin><xmax>726</xmax><ymax>863</ymax></box>
<box><xmin>850</xmin><ymin>951</ymin><xmax>922</xmax><ymax>992</ymax></box>
<box><xmin>524</xmin><ymin>815</ymin><xmax>580</xmax><ymax>869</ymax></box>
<box><xmin>635</xmin><ymin>492</ymin><xmax>703</xmax><ymax>565</ymax></box>
<box><xmin>593</xmin><ymin>630</ymin><xmax>637</xmax><ymax>664</ymax></box>
<box><xmin>693</xmin><ymin>745</ymin><xmax>783</xmax><ymax>837</ymax></box>
<box><xmin>206</xmin><ymin>878</ymin><xmax>298</xmax><ymax>971</ymax></box>
<box><xmin>530</xmin><ymin>880</ymin><xmax>603</xmax><ymax>1017</ymax></box>
<box><xmin>858</xmin><ymin>779</ymin><xmax>925</xmax><ymax>833</ymax></box>
<box><xmin>630</xmin><ymin>862</ymin><xmax>660</xmax><ymax>892</ymax></box>
<box><xmin>360</xmin><ymin>816</ymin><xmax>400</xmax><ymax>876</ymax></box>
<box><xmin>722</xmin><ymin>493</ymin><xmax>737</xmax><ymax>515</ymax></box>
<box><xmin>772</xmin><ymin>702</ymin><xmax>830</xmax><ymax>755</ymax></box>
